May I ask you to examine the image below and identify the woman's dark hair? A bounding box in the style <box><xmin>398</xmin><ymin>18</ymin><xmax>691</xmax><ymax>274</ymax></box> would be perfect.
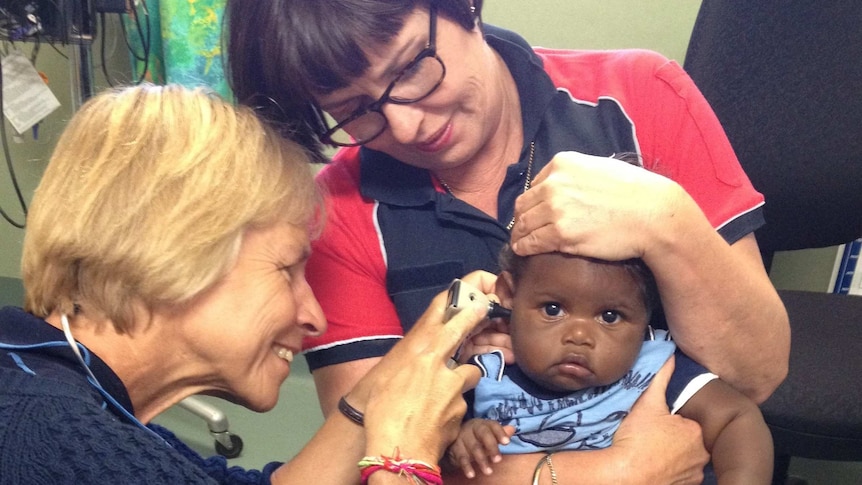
<box><xmin>498</xmin><ymin>245</ymin><xmax>661</xmax><ymax>320</ymax></box>
<box><xmin>224</xmin><ymin>0</ymin><xmax>482</xmax><ymax>160</ymax></box>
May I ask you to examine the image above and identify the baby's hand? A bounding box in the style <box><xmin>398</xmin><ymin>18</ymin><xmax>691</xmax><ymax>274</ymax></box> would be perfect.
<box><xmin>446</xmin><ymin>419</ymin><xmax>516</xmax><ymax>478</ymax></box>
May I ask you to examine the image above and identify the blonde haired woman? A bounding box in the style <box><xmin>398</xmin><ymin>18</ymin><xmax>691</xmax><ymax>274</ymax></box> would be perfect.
<box><xmin>0</xmin><ymin>84</ymin><xmax>487</xmax><ymax>484</ymax></box>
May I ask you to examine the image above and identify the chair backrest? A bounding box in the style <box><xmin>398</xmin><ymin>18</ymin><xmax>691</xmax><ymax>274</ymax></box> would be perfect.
<box><xmin>684</xmin><ymin>1</ymin><xmax>862</xmax><ymax>269</ymax></box>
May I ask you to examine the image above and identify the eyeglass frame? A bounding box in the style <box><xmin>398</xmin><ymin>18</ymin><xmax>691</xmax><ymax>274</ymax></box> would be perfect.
<box><xmin>319</xmin><ymin>6</ymin><xmax>446</xmax><ymax>147</ymax></box>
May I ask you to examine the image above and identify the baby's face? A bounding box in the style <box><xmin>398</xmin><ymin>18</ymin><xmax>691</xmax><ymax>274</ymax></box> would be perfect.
<box><xmin>506</xmin><ymin>254</ymin><xmax>650</xmax><ymax>392</ymax></box>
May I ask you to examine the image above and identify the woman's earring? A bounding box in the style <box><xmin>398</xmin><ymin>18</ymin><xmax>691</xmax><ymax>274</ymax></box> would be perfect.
<box><xmin>469</xmin><ymin>2</ymin><xmax>482</xmax><ymax>28</ymax></box>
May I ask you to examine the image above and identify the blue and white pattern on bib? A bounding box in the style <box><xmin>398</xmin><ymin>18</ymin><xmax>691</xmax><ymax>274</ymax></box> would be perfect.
<box><xmin>470</xmin><ymin>329</ymin><xmax>675</xmax><ymax>453</ymax></box>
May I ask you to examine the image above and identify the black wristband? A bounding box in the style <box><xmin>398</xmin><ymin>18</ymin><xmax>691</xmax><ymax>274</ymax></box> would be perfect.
<box><xmin>338</xmin><ymin>396</ymin><xmax>365</xmax><ymax>426</ymax></box>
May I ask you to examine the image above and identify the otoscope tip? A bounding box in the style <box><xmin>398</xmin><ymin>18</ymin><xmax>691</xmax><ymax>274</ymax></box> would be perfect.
<box><xmin>487</xmin><ymin>302</ymin><xmax>512</xmax><ymax>320</ymax></box>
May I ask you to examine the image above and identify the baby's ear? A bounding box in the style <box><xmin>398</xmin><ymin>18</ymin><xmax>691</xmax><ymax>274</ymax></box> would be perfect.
<box><xmin>496</xmin><ymin>271</ymin><xmax>516</xmax><ymax>307</ymax></box>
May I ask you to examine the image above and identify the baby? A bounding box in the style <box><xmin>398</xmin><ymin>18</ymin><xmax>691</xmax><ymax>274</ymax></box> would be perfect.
<box><xmin>447</xmin><ymin>247</ymin><xmax>772</xmax><ymax>484</ymax></box>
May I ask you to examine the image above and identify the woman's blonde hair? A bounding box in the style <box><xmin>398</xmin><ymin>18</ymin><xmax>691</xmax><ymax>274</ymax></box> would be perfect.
<box><xmin>22</xmin><ymin>84</ymin><xmax>321</xmax><ymax>331</ymax></box>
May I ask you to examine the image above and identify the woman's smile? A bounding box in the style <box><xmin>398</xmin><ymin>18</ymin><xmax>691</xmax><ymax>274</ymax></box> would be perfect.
<box><xmin>416</xmin><ymin>122</ymin><xmax>453</xmax><ymax>152</ymax></box>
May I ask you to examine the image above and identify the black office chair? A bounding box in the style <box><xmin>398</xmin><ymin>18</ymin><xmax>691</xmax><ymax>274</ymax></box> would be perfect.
<box><xmin>684</xmin><ymin>2</ymin><xmax>862</xmax><ymax>484</ymax></box>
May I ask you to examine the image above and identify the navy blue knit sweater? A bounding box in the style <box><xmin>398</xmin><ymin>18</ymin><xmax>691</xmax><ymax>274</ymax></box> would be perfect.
<box><xmin>0</xmin><ymin>307</ymin><xmax>281</xmax><ymax>484</ymax></box>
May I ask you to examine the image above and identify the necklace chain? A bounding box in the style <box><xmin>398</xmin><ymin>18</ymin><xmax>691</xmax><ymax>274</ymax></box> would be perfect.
<box><xmin>439</xmin><ymin>141</ymin><xmax>536</xmax><ymax>230</ymax></box>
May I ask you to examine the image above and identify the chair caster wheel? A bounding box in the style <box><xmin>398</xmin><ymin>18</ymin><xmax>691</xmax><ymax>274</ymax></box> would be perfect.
<box><xmin>215</xmin><ymin>434</ymin><xmax>243</xmax><ymax>459</ymax></box>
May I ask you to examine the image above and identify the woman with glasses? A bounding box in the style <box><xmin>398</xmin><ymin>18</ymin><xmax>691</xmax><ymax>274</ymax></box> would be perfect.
<box><xmin>226</xmin><ymin>2</ymin><xmax>789</xmax><ymax>483</ymax></box>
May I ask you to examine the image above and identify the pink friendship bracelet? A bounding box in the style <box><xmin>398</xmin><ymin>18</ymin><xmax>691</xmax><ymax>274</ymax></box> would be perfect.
<box><xmin>358</xmin><ymin>454</ymin><xmax>443</xmax><ymax>485</ymax></box>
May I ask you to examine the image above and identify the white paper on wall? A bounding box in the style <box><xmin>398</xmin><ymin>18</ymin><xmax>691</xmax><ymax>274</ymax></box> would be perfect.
<box><xmin>1</xmin><ymin>50</ymin><xmax>61</xmax><ymax>134</ymax></box>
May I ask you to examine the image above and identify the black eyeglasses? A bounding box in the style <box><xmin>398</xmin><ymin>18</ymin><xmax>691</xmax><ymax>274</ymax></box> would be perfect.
<box><xmin>320</xmin><ymin>6</ymin><xmax>446</xmax><ymax>147</ymax></box>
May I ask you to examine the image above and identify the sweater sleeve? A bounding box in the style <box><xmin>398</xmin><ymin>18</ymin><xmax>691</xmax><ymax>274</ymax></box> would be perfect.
<box><xmin>0</xmin><ymin>371</ymin><xmax>276</xmax><ymax>484</ymax></box>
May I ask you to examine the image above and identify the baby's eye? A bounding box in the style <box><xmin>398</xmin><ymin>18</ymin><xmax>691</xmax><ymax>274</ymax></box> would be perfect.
<box><xmin>597</xmin><ymin>310</ymin><xmax>622</xmax><ymax>325</ymax></box>
<box><xmin>541</xmin><ymin>302</ymin><xmax>564</xmax><ymax>318</ymax></box>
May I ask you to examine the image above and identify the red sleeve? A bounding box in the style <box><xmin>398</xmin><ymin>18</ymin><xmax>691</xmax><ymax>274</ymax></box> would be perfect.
<box><xmin>541</xmin><ymin>49</ymin><xmax>764</xmax><ymax>233</ymax></box>
<box><xmin>303</xmin><ymin>149</ymin><xmax>404</xmax><ymax>357</ymax></box>
<box><xmin>632</xmin><ymin>53</ymin><xmax>764</xmax><ymax>231</ymax></box>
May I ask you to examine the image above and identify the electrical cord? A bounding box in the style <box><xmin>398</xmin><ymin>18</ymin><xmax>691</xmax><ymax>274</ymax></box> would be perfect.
<box><xmin>129</xmin><ymin>0</ymin><xmax>150</xmax><ymax>84</ymax></box>
<box><xmin>117</xmin><ymin>1</ymin><xmax>150</xmax><ymax>83</ymax></box>
<box><xmin>0</xmin><ymin>51</ymin><xmax>28</xmax><ymax>229</ymax></box>
<box><xmin>47</xmin><ymin>39</ymin><xmax>68</xmax><ymax>59</ymax></box>
<box><xmin>98</xmin><ymin>12</ymin><xmax>114</xmax><ymax>86</ymax></box>
<box><xmin>117</xmin><ymin>14</ymin><xmax>144</xmax><ymax>61</ymax></box>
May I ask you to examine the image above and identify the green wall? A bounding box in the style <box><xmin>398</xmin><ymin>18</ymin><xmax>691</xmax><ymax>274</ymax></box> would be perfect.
<box><xmin>483</xmin><ymin>0</ymin><xmax>700</xmax><ymax>62</ymax></box>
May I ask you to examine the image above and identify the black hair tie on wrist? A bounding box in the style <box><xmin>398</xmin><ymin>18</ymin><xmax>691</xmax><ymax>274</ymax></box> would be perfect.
<box><xmin>338</xmin><ymin>396</ymin><xmax>365</xmax><ymax>426</ymax></box>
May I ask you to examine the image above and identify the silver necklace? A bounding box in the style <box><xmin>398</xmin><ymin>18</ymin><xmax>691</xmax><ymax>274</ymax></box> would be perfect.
<box><xmin>439</xmin><ymin>141</ymin><xmax>536</xmax><ymax>230</ymax></box>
